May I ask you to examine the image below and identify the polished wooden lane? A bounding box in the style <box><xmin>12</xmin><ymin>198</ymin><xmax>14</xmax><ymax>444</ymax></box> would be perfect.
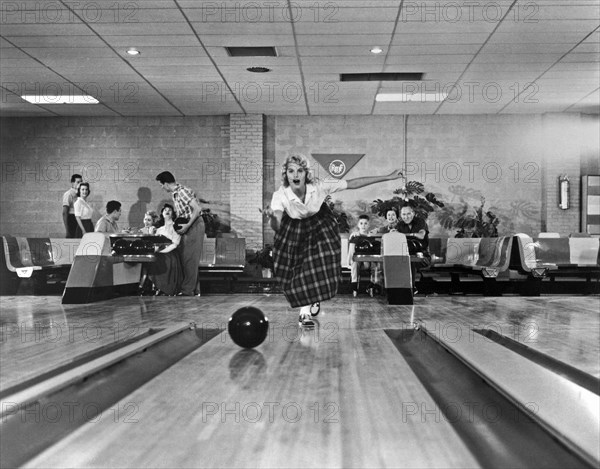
<box><xmin>1</xmin><ymin>293</ymin><xmax>598</xmax><ymax>468</ymax></box>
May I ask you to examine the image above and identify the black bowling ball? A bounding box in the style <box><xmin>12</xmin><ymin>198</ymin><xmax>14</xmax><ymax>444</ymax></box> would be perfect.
<box><xmin>131</xmin><ymin>239</ymin><xmax>148</xmax><ymax>254</ymax></box>
<box><xmin>228</xmin><ymin>307</ymin><xmax>269</xmax><ymax>349</ymax></box>
<box><xmin>112</xmin><ymin>238</ymin><xmax>131</xmax><ymax>255</ymax></box>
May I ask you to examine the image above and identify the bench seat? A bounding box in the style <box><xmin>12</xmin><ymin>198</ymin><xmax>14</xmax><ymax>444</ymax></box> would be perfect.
<box><xmin>1</xmin><ymin>236</ymin><xmax>80</xmax><ymax>294</ymax></box>
<box><xmin>510</xmin><ymin>234</ymin><xmax>600</xmax><ymax>295</ymax></box>
<box><xmin>422</xmin><ymin>236</ymin><xmax>513</xmax><ymax>295</ymax></box>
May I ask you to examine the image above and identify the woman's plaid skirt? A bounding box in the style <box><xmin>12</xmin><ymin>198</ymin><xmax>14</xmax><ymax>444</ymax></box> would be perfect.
<box><xmin>273</xmin><ymin>203</ymin><xmax>341</xmax><ymax>308</ymax></box>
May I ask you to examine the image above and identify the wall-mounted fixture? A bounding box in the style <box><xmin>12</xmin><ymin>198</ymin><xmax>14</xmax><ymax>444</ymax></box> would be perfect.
<box><xmin>558</xmin><ymin>175</ymin><xmax>570</xmax><ymax>210</ymax></box>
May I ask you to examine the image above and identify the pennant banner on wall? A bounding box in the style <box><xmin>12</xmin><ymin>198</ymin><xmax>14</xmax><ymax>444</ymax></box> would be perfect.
<box><xmin>311</xmin><ymin>153</ymin><xmax>365</xmax><ymax>179</ymax></box>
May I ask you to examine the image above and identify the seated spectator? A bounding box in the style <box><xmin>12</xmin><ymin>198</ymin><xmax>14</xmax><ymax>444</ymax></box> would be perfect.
<box><xmin>347</xmin><ymin>215</ymin><xmax>381</xmax><ymax>297</ymax></box>
<box><xmin>95</xmin><ymin>200</ymin><xmax>122</xmax><ymax>234</ymax></box>
<box><xmin>140</xmin><ymin>210</ymin><xmax>159</xmax><ymax>235</ymax></box>
<box><xmin>395</xmin><ymin>204</ymin><xmax>431</xmax><ymax>293</ymax></box>
<box><xmin>148</xmin><ymin>204</ymin><xmax>182</xmax><ymax>296</ymax></box>
<box><xmin>376</xmin><ymin>207</ymin><xmax>399</xmax><ymax>234</ymax></box>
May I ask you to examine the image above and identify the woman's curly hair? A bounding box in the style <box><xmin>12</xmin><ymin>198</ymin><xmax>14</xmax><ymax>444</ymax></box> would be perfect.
<box><xmin>281</xmin><ymin>154</ymin><xmax>314</xmax><ymax>187</ymax></box>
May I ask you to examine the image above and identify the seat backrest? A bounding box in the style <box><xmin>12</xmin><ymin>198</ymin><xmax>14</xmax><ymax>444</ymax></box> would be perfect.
<box><xmin>215</xmin><ymin>237</ymin><xmax>246</xmax><ymax>268</ymax></box>
<box><xmin>538</xmin><ymin>232</ymin><xmax>561</xmax><ymax>238</ymax></box>
<box><xmin>534</xmin><ymin>237</ymin><xmax>571</xmax><ymax>265</ymax></box>
<box><xmin>2</xmin><ymin>236</ymin><xmax>81</xmax><ymax>272</ymax></box>
<box><xmin>445</xmin><ymin>238</ymin><xmax>481</xmax><ymax>266</ymax></box>
<box><xmin>2</xmin><ymin>236</ymin><xmax>58</xmax><ymax>269</ymax></box>
<box><xmin>340</xmin><ymin>234</ymin><xmax>349</xmax><ymax>267</ymax></box>
<box><xmin>512</xmin><ymin>233</ymin><xmax>538</xmax><ymax>271</ymax></box>
<box><xmin>50</xmin><ymin>238</ymin><xmax>81</xmax><ymax>266</ymax></box>
<box><xmin>477</xmin><ymin>236</ymin><xmax>513</xmax><ymax>269</ymax></box>
<box><xmin>2</xmin><ymin>236</ymin><xmax>29</xmax><ymax>270</ymax></box>
<box><xmin>200</xmin><ymin>237</ymin><xmax>216</xmax><ymax>267</ymax></box>
<box><xmin>428</xmin><ymin>238</ymin><xmax>447</xmax><ymax>264</ymax></box>
<box><xmin>27</xmin><ymin>238</ymin><xmax>56</xmax><ymax>267</ymax></box>
<box><xmin>569</xmin><ymin>237</ymin><xmax>600</xmax><ymax>265</ymax></box>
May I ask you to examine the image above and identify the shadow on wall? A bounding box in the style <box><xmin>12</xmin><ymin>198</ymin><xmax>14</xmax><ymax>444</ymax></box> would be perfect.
<box><xmin>128</xmin><ymin>187</ymin><xmax>152</xmax><ymax>229</ymax></box>
<box><xmin>89</xmin><ymin>195</ymin><xmax>103</xmax><ymax>227</ymax></box>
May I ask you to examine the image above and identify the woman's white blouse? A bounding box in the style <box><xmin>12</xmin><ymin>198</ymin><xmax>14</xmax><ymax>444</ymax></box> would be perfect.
<box><xmin>156</xmin><ymin>223</ymin><xmax>181</xmax><ymax>246</ymax></box>
<box><xmin>74</xmin><ymin>198</ymin><xmax>93</xmax><ymax>219</ymax></box>
<box><xmin>271</xmin><ymin>179</ymin><xmax>348</xmax><ymax>219</ymax></box>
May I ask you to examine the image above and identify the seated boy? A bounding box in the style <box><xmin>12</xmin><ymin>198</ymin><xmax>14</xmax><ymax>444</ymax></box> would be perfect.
<box><xmin>95</xmin><ymin>200</ymin><xmax>122</xmax><ymax>234</ymax></box>
<box><xmin>347</xmin><ymin>215</ymin><xmax>381</xmax><ymax>297</ymax></box>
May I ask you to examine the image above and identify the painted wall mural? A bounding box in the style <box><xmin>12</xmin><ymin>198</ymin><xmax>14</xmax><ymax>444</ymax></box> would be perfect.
<box><xmin>274</xmin><ymin>115</ymin><xmax>545</xmax><ymax>236</ymax></box>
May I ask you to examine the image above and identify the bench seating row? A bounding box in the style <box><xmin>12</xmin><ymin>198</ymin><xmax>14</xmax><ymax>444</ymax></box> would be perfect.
<box><xmin>341</xmin><ymin>233</ymin><xmax>599</xmax><ymax>295</ymax></box>
<box><xmin>1</xmin><ymin>235</ymin><xmax>247</xmax><ymax>296</ymax></box>
<box><xmin>2</xmin><ymin>233</ymin><xmax>598</xmax><ymax>297</ymax></box>
<box><xmin>509</xmin><ymin>234</ymin><xmax>600</xmax><ymax>294</ymax></box>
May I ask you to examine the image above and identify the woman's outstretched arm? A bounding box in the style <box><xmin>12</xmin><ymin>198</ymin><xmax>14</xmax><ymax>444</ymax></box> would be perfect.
<box><xmin>345</xmin><ymin>169</ymin><xmax>403</xmax><ymax>190</ymax></box>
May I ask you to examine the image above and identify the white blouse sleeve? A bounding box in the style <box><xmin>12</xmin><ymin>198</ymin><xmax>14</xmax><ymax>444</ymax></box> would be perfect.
<box><xmin>170</xmin><ymin>230</ymin><xmax>181</xmax><ymax>246</ymax></box>
<box><xmin>74</xmin><ymin>199</ymin><xmax>83</xmax><ymax>217</ymax></box>
<box><xmin>62</xmin><ymin>191</ymin><xmax>71</xmax><ymax>207</ymax></box>
<box><xmin>270</xmin><ymin>187</ymin><xmax>286</xmax><ymax>212</ymax></box>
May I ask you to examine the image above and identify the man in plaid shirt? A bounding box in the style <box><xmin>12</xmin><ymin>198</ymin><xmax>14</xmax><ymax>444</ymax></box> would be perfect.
<box><xmin>156</xmin><ymin>171</ymin><xmax>205</xmax><ymax>296</ymax></box>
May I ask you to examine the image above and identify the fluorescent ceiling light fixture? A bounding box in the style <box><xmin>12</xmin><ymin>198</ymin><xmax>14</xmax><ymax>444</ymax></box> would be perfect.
<box><xmin>21</xmin><ymin>95</ymin><xmax>100</xmax><ymax>104</ymax></box>
<box><xmin>376</xmin><ymin>93</ymin><xmax>448</xmax><ymax>102</ymax></box>
<box><xmin>370</xmin><ymin>47</ymin><xmax>383</xmax><ymax>54</ymax></box>
<box><xmin>126</xmin><ymin>48</ymin><xmax>140</xmax><ymax>56</ymax></box>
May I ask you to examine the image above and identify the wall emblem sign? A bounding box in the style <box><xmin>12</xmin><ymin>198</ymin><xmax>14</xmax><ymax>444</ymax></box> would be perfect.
<box><xmin>311</xmin><ymin>153</ymin><xmax>365</xmax><ymax>179</ymax></box>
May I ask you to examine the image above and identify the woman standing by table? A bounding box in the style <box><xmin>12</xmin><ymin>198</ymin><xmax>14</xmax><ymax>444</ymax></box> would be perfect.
<box><xmin>74</xmin><ymin>182</ymin><xmax>94</xmax><ymax>238</ymax></box>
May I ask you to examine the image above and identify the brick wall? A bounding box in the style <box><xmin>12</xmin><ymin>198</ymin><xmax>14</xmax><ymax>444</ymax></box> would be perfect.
<box><xmin>229</xmin><ymin>114</ymin><xmax>263</xmax><ymax>250</ymax></box>
<box><xmin>0</xmin><ymin>116</ymin><xmax>229</xmax><ymax>237</ymax></box>
<box><xmin>1</xmin><ymin>113</ymin><xmax>597</xmax><ymax>241</ymax></box>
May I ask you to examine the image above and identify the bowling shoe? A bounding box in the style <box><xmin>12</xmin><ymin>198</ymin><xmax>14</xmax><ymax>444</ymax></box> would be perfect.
<box><xmin>299</xmin><ymin>312</ymin><xmax>315</xmax><ymax>327</ymax></box>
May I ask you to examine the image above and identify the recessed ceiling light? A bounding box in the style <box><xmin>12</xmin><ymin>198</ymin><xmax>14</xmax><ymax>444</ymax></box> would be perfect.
<box><xmin>370</xmin><ymin>47</ymin><xmax>383</xmax><ymax>54</ymax></box>
<box><xmin>376</xmin><ymin>93</ymin><xmax>448</xmax><ymax>103</ymax></box>
<box><xmin>247</xmin><ymin>66</ymin><xmax>271</xmax><ymax>73</ymax></box>
<box><xmin>21</xmin><ymin>95</ymin><xmax>99</xmax><ymax>104</ymax></box>
<box><xmin>126</xmin><ymin>48</ymin><xmax>140</xmax><ymax>56</ymax></box>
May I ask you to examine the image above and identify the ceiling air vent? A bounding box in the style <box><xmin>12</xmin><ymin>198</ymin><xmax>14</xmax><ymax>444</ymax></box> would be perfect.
<box><xmin>226</xmin><ymin>47</ymin><xmax>278</xmax><ymax>57</ymax></box>
<box><xmin>340</xmin><ymin>73</ymin><xmax>424</xmax><ymax>82</ymax></box>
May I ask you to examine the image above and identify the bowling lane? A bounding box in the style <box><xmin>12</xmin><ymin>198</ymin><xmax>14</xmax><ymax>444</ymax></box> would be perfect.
<box><xmin>0</xmin><ymin>295</ymin><xmax>246</xmax><ymax>391</ymax></box>
<box><xmin>370</xmin><ymin>295</ymin><xmax>600</xmax><ymax>379</ymax></box>
<box><xmin>0</xmin><ymin>297</ymin><xmax>149</xmax><ymax>392</ymax></box>
<box><xmin>23</xmin><ymin>307</ymin><xmax>479</xmax><ymax>468</ymax></box>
